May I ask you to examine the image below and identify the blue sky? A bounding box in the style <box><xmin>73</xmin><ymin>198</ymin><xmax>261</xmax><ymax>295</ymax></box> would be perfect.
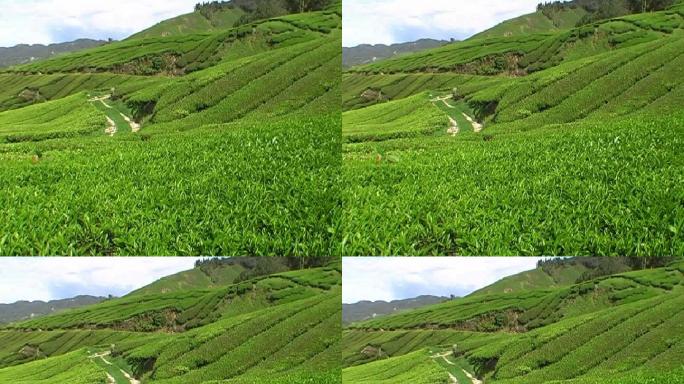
<box><xmin>343</xmin><ymin>0</ymin><xmax>543</xmax><ymax>47</ymax></box>
<box><xmin>342</xmin><ymin>257</ymin><xmax>544</xmax><ymax>303</ymax></box>
<box><xmin>0</xmin><ymin>0</ymin><xmax>200</xmax><ymax>47</ymax></box>
<box><xmin>0</xmin><ymin>258</ymin><xmax>200</xmax><ymax>303</ymax></box>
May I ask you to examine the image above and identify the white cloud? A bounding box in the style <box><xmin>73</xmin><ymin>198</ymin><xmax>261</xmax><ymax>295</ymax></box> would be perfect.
<box><xmin>342</xmin><ymin>257</ymin><xmax>543</xmax><ymax>303</ymax></box>
<box><xmin>343</xmin><ymin>0</ymin><xmax>543</xmax><ymax>46</ymax></box>
<box><xmin>0</xmin><ymin>0</ymin><xmax>200</xmax><ymax>47</ymax></box>
<box><xmin>0</xmin><ymin>257</ymin><xmax>200</xmax><ymax>303</ymax></box>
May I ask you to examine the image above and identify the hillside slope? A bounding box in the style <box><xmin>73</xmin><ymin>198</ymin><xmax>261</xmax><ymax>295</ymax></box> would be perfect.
<box><xmin>129</xmin><ymin>7</ymin><xmax>245</xmax><ymax>39</ymax></box>
<box><xmin>0</xmin><ymin>264</ymin><xmax>342</xmax><ymax>383</ymax></box>
<box><xmin>468</xmin><ymin>257</ymin><xmax>646</xmax><ymax>296</ymax></box>
<box><xmin>471</xmin><ymin>6</ymin><xmax>587</xmax><ymax>39</ymax></box>
<box><xmin>343</xmin><ymin>262</ymin><xmax>684</xmax><ymax>383</ymax></box>
<box><xmin>340</xmin><ymin>4</ymin><xmax>684</xmax><ymax>255</ymax></box>
<box><xmin>0</xmin><ymin>6</ymin><xmax>342</xmax><ymax>255</ymax></box>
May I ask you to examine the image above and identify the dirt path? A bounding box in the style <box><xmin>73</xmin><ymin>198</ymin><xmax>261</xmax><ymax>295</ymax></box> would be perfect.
<box><xmin>461</xmin><ymin>113</ymin><xmax>483</xmax><ymax>132</ymax></box>
<box><xmin>448</xmin><ymin>116</ymin><xmax>459</xmax><ymax>136</ymax></box>
<box><xmin>120</xmin><ymin>113</ymin><xmax>141</xmax><ymax>133</ymax></box>
<box><xmin>431</xmin><ymin>352</ymin><xmax>459</xmax><ymax>383</ymax></box>
<box><xmin>442</xmin><ymin>99</ymin><xmax>456</xmax><ymax>109</ymax></box>
<box><xmin>105</xmin><ymin>116</ymin><xmax>117</xmax><ymax>136</ymax></box>
<box><xmin>431</xmin><ymin>351</ymin><xmax>483</xmax><ymax>384</ymax></box>
<box><xmin>430</xmin><ymin>95</ymin><xmax>451</xmax><ymax>102</ymax></box>
<box><xmin>89</xmin><ymin>351</ymin><xmax>139</xmax><ymax>384</ymax></box>
<box><xmin>448</xmin><ymin>372</ymin><xmax>459</xmax><ymax>383</ymax></box>
<box><xmin>462</xmin><ymin>369</ymin><xmax>483</xmax><ymax>384</ymax></box>
<box><xmin>89</xmin><ymin>94</ymin><xmax>140</xmax><ymax>133</ymax></box>
<box><xmin>120</xmin><ymin>369</ymin><xmax>141</xmax><ymax>384</ymax></box>
<box><xmin>432</xmin><ymin>351</ymin><xmax>456</xmax><ymax>366</ymax></box>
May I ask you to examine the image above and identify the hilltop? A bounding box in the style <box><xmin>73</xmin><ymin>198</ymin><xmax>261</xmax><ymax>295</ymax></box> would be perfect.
<box><xmin>131</xmin><ymin>0</ymin><xmax>338</xmax><ymax>39</ymax></box>
<box><xmin>0</xmin><ymin>260</ymin><xmax>341</xmax><ymax>383</ymax></box>
<box><xmin>471</xmin><ymin>4</ymin><xmax>587</xmax><ymax>39</ymax></box>
<box><xmin>127</xmin><ymin>257</ymin><xmax>312</xmax><ymax>296</ymax></box>
<box><xmin>472</xmin><ymin>0</ymin><xmax>680</xmax><ymax>40</ymax></box>
<box><xmin>343</xmin><ymin>259</ymin><xmax>684</xmax><ymax>383</ymax></box>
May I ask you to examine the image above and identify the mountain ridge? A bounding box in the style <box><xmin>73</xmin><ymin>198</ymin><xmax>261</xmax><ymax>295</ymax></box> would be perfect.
<box><xmin>343</xmin><ymin>38</ymin><xmax>449</xmax><ymax>67</ymax></box>
<box><xmin>343</xmin><ymin>295</ymin><xmax>450</xmax><ymax>324</ymax></box>
<box><xmin>0</xmin><ymin>295</ymin><xmax>108</xmax><ymax>325</ymax></box>
<box><xmin>0</xmin><ymin>39</ymin><xmax>108</xmax><ymax>68</ymax></box>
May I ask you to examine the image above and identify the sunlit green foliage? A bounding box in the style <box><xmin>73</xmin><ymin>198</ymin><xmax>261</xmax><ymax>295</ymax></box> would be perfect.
<box><xmin>343</xmin><ymin>349</ymin><xmax>449</xmax><ymax>384</ymax></box>
<box><xmin>0</xmin><ymin>266</ymin><xmax>342</xmax><ymax>383</ymax></box>
<box><xmin>0</xmin><ymin>9</ymin><xmax>341</xmax><ymax>255</ymax></box>
<box><xmin>0</xmin><ymin>349</ymin><xmax>107</xmax><ymax>384</ymax></box>
<box><xmin>343</xmin><ymin>263</ymin><xmax>684</xmax><ymax>384</ymax></box>
<box><xmin>343</xmin><ymin>93</ymin><xmax>445</xmax><ymax>143</ymax></box>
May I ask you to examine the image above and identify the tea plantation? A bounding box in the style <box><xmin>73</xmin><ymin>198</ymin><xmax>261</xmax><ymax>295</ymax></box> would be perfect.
<box><xmin>341</xmin><ymin>4</ymin><xmax>684</xmax><ymax>255</ymax></box>
<box><xmin>0</xmin><ymin>264</ymin><xmax>342</xmax><ymax>383</ymax></box>
<box><xmin>0</xmin><ymin>7</ymin><xmax>341</xmax><ymax>255</ymax></box>
<box><xmin>342</xmin><ymin>261</ymin><xmax>684</xmax><ymax>383</ymax></box>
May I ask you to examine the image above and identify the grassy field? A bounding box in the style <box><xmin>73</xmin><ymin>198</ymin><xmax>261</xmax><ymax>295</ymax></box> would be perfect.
<box><xmin>0</xmin><ymin>265</ymin><xmax>342</xmax><ymax>383</ymax></box>
<box><xmin>470</xmin><ymin>6</ymin><xmax>587</xmax><ymax>39</ymax></box>
<box><xmin>128</xmin><ymin>7</ymin><xmax>245</xmax><ymax>40</ymax></box>
<box><xmin>343</xmin><ymin>262</ymin><xmax>684</xmax><ymax>384</ymax></box>
<box><xmin>0</xmin><ymin>7</ymin><xmax>341</xmax><ymax>255</ymax></box>
<box><xmin>341</xmin><ymin>6</ymin><xmax>684</xmax><ymax>256</ymax></box>
<box><xmin>343</xmin><ymin>349</ymin><xmax>448</xmax><ymax>384</ymax></box>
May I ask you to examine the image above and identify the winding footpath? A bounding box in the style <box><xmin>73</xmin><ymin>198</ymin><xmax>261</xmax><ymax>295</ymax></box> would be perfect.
<box><xmin>430</xmin><ymin>351</ymin><xmax>482</xmax><ymax>384</ymax></box>
<box><xmin>89</xmin><ymin>351</ymin><xmax>140</xmax><ymax>384</ymax></box>
<box><xmin>461</xmin><ymin>113</ymin><xmax>483</xmax><ymax>133</ymax></box>
<box><xmin>430</xmin><ymin>95</ymin><xmax>484</xmax><ymax>134</ymax></box>
<box><xmin>88</xmin><ymin>94</ymin><xmax>140</xmax><ymax>134</ymax></box>
<box><xmin>448</xmin><ymin>116</ymin><xmax>460</xmax><ymax>135</ymax></box>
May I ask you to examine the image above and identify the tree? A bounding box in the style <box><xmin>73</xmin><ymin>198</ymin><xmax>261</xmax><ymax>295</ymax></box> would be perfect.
<box><xmin>625</xmin><ymin>0</ymin><xmax>674</xmax><ymax>12</ymax></box>
<box><xmin>284</xmin><ymin>0</ymin><xmax>332</xmax><ymax>13</ymax></box>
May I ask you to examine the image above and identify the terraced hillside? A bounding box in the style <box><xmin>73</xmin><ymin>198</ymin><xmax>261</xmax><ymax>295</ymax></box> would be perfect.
<box><xmin>341</xmin><ymin>4</ymin><xmax>684</xmax><ymax>255</ymax></box>
<box><xmin>343</xmin><ymin>261</ymin><xmax>684</xmax><ymax>384</ymax></box>
<box><xmin>0</xmin><ymin>264</ymin><xmax>341</xmax><ymax>384</ymax></box>
<box><xmin>129</xmin><ymin>6</ymin><xmax>245</xmax><ymax>40</ymax></box>
<box><xmin>470</xmin><ymin>6</ymin><xmax>588</xmax><ymax>40</ymax></box>
<box><xmin>0</xmin><ymin>6</ymin><xmax>341</xmax><ymax>255</ymax></box>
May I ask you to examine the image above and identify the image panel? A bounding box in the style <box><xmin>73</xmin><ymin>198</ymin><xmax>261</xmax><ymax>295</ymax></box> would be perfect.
<box><xmin>0</xmin><ymin>257</ymin><xmax>341</xmax><ymax>383</ymax></box>
<box><xmin>341</xmin><ymin>0</ymin><xmax>684</xmax><ymax>256</ymax></box>
<box><xmin>342</xmin><ymin>256</ymin><xmax>684</xmax><ymax>383</ymax></box>
<box><xmin>0</xmin><ymin>0</ymin><xmax>342</xmax><ymax>256</ymax></box>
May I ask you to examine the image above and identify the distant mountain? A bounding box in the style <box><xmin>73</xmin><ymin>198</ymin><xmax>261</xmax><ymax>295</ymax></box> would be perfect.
<box><xmin>343</xmin><ymin>295</ymin><xmax>449</xmax><ymax>324</ymax></box>
<box><xmin>343</xmin><ymin>39</ymin><xmax>450</xmax><ymax>68</ymax></box>
<box><xmin>0</xmin><ymin>295</ymin><xmax>107</xmax><ymax>324</ymax></box>
<box><xmin>0</xmin><ymin>39</ymin><xmax>108</xmax><ymax>68</ymax></box>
